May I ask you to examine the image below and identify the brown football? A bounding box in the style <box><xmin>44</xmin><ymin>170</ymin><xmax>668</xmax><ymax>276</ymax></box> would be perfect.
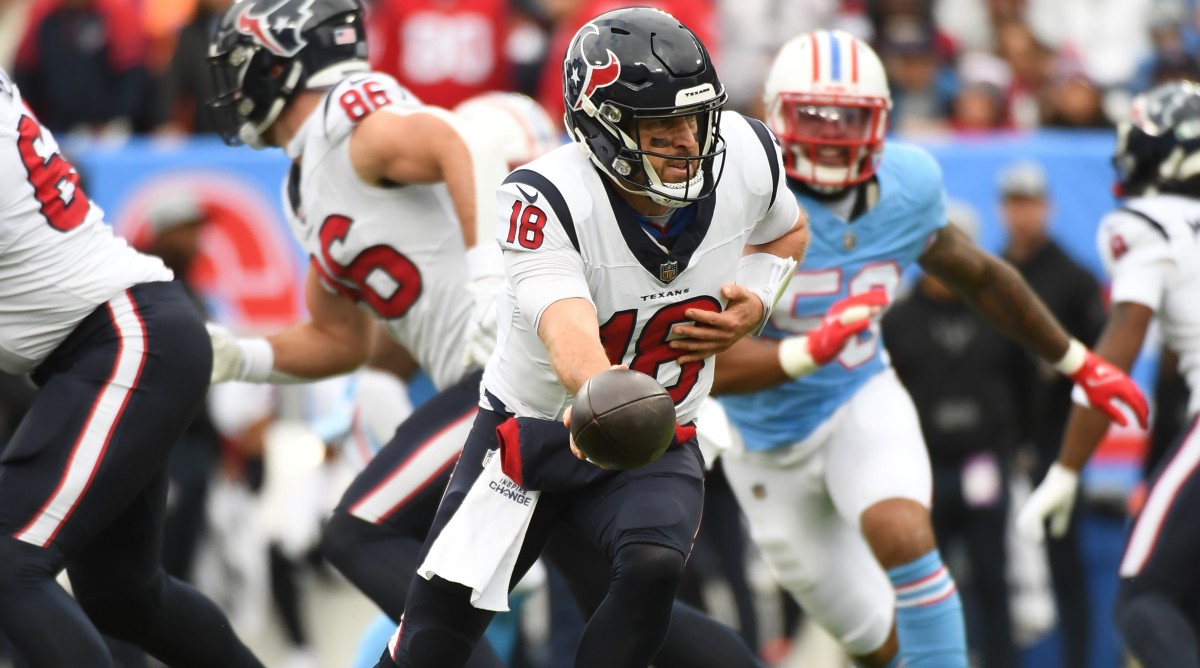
<box><xmin>570</xmin><ymin>369</ymin><xmax>677</xmax><ymax>470</ymax></box>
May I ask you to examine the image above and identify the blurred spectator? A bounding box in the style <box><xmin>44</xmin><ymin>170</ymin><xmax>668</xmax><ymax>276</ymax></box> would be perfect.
<box><xmin>877</xmin><ymin>18</ymin><xmax>958</xmax><ymax>134</ymax></box>
<box><xmin>935</xmin><ymin>0</ymin><xmax>1024</xmax><ymax>53</ymax></box>
<box><xmin>140</xmin><ymin>191</ymin><xmax>223</xmax><ymax>584</ymax></box>
<box><xmin>884</xmin><ymin>209</ymin><xmax>1027</xmax><ymax>668</ymax></box>
<box><xmin>997</xmin><ymin>160</ymin><xmax>1105</xmax><ymax>668</ymax></box>
<box><xmin>367</xmin><ymin>0</ymin><xmax>513</xmax><ymax>108</ymax></box>
<box><xmin>14</xmin><ymin>0</ymin><xmax>151</xmax><ymax>136</ymax></box>
<box><xmin>0</xmin><ymin>0</ymin><xmax>34</xmax><ymax>71</ymax></box>
<box><xmin>1025</xmin><ymin>0</ymin><xmax>1152</xmax><ymax>90</ymax></box>
<box><xmin>141</xmin><ymin>0</ymin><xmax>196</xmax><ymax>73</ymax></box>
<box><xmin>952</xmin><ymin>51</ymin><xmax>1012</xmax><ymax>132</ymax></box>
<box><xmin>716</xmin><ymin>0</ymin><xmax>848</xmax><ymax>117</ymax></box>
<box><xmin>1130</xmin><ymin>0</ymin><xmax>1200</xmax><ymax>93</ymax></box>
<box><xmin>995</xmin><ymin>19</ymin><xmax>1054</xmax><ymax>129</ymax></box>
<box><xmin>1040</xmin><ymin>60</ymin><xmax>1111</xmax><ymax>129</ymax></box>
<box><xmin>535</xmin><ymin>0</ymin><xmax>717</xmax><ymax>127</ymax></box>
<box><xmin>151</xmin><ymin>0</ymin><xmax>232</xmax><ymax>135</ymax></box>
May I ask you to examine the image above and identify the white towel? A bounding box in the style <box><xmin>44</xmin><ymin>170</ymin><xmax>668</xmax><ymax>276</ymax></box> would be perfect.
<box><xmin>418</xmin><ymin>449</ymin><xmax>540</xmax><ymax>611</ymax></box>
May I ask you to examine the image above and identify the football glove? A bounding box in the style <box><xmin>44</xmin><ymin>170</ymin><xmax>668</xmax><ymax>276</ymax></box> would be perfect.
<box><xmin>1016</xmin><ymin>463</ymin><xmax>1079</xmax><ymax>542</ymax></box>
<box><xmin>461</xmin><ymin>275</ymin><xmax>503</xmax><ymax>370</ymax></box>
<box><xmin>777</xmin><ymin>288</ymin><xmax>889</xmax><ymax>378</ymax></box>
<box><xmin>1056</xmin><ymin>340</ymin><xmax>1149</xmax><ymax>429</ymax></box>
<box><xmin>207</xmin><ymin>323</ymin><xmax>273</xmax><ymax>384</ymax></box>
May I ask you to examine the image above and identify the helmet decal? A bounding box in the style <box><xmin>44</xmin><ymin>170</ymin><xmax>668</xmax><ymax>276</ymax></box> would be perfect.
<box><xmin>567</xmin><ymin>24</ymin><xmax>622</xmax><ymax>112</ymax></box>
<box><xmin>236</xmin><ymin>0</ymin><xmax>317</xmax><ymax>58</ymax></box>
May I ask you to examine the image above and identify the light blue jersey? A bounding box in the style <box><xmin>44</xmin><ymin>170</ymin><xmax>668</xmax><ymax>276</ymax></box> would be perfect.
<box><xmin>722</xmin><ymin>142</ymin><xmax>947</xmax><ymax>450</ymax></box>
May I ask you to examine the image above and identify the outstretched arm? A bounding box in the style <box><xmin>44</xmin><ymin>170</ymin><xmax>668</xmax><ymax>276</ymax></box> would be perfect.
<box><xmin>918</xmin><ymin>224</ymin><xmax>1071</xmax><ymax>361</ymax></box>
<box><xmin>209</xmin><ymin>267</ymin><xmax>375</xmax><ymax>384</ymax></box>
<box><xmin>1016</xmin><ymin>301</ymin><xmax>1153</xmax><ymax>541</ymax></box>
<box><xmin>1057</xmin><ymin>302</ymin><xmax>1154</xmax><ymax>470</ymax></box>
<box><xmin>919</xmin><ymin>224</ymin><xmax>1148</xmax><ymax>429</ymax></box>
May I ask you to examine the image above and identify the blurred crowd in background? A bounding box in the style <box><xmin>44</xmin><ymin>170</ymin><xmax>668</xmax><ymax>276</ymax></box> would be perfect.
<box><xmin>0</xmin><ymin>1</ymin><xmax>1197</xmax><ymax>667</ymax></box>
<box><xmin>3</xmin><ymin>0</ymin><xmax>1200</xmax><ymax>139</ymax></box>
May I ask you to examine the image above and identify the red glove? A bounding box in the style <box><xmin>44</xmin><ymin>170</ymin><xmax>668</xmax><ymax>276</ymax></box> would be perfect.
<box><xmin>1067</xmin><ymin>349</ymin><xmax>1150</xmax><ymax>429</ymax></box>
<box><xmin>808</xmin><ymin>288</ymin><xmax>889</xmax><ymax>364</ymax></box>
<box><xmin>778</xmin><ymin>288</ymin><xmax>889</xmax><ymax>377</ymax></box>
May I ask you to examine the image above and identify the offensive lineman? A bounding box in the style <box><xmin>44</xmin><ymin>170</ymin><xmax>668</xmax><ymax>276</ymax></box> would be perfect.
<box><xmin>1018</xmin><ymin>81</ymin><xmax>1200</xmax><ymax>668</ymax></box>
<box><xmin>0</xmin><ymin>68</ymin><xmax>262</xmax><ymax>667</ymax></box>
<box><xmin>707</xmin><ymin>31</ymin><xmax>1149</xmax><ymax>667</ymax></box>
<box><xmin>377</xmin><ymin>7</ymin><xmax>808</xmax><ymax>667</ymax></box>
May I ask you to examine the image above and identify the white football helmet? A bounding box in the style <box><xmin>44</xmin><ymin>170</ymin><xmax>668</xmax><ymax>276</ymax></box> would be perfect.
<box><xmin>763</xmin><ymin>30</ymin><xmax>891</xmax><ymax>189</ymax></box>
<box><xmin>454</xmin><ymin>92</ymin><xmax>562</xmax><ymax>170</ymax></box>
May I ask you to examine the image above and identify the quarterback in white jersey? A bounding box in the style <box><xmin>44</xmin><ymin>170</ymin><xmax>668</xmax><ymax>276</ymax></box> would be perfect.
<box><xmin>1019</xmin><ymin>81</ymin><xmax>1200</xmax><ymax>668</ymax></box>
<box><xmin>0</xmin><ymin>68</ymin><xmax>263</xmax><ymax>667</ymax></box>
<box><xmin>483</xmin><ymin>109</ymin><xmax>797</xmax><ymax>424</ymax></box>
<box><xmin>379</xmin><ymin>8</ymin><xmax>807</xmax><ymax>668</ymax></box>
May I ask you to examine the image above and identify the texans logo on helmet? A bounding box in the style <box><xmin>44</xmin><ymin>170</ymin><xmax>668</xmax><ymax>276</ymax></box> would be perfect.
<box><xmin>236</xmin><ymin>0</ymin><xmax>317</xmax><ymax>58</ymax></box>
<box><xmin>566</xmin><ymin>23</ymin><xmax>622</xmax><ymax>111</ymax></box>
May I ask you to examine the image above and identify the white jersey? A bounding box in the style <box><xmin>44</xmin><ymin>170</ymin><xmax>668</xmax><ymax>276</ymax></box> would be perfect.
<box><xmin>1097</xmin><ymin>194</ymin><xmax>1200</xmax><ymax>417</ymax></box>
<box><xmin>482</xmin><ymin>112</ymin><xmax>800</xmax><ymax>424</ymax></box>
<box><xmin>0</xmin><ymin>69</ymin><xmax>171</xmax><ymax>374</ymax></box>
<box><xmin>284</xmin><ymin>72</ymin><xmax>478</xmax><ymax>391</ymax></box>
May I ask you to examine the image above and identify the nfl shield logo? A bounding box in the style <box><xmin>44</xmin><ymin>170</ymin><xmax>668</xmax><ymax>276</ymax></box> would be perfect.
<box><xmin>659</xmin><ymin>260</ymin><xmax>678</xmax><ymax>282</ymax></box>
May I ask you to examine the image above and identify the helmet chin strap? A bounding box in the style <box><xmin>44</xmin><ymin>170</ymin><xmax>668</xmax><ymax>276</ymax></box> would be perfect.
<box><xmin>648</xmin><ymin>169</ymin><xmax>706</xmax><ymax>208</ymax></box>
<box><xmin>637</xmin><ymin>150</ymin><xmax>705</xmax><ymax>208</ymax></box>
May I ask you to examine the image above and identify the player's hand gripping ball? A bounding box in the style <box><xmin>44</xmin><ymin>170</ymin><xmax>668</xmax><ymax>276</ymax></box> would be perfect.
<box><xmin>570</xmin><ymin>369</ymin><xmax>677</xmax><ymax>470</ymax></box>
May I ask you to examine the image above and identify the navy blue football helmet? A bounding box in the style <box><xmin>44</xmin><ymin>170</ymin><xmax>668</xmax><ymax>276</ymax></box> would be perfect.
<box><xmin>1114</xmin><ymin>80</ymin><xmax>1200</xmax><ymax>196</ymax></box>
<box><xmin>562</xmin><ymin>7</ymin><xmax>727</xmax><ymax>207</ymax></box>
<box><xmin>208</xmin><ymin>0</ymin><xmax>369</xmax><ymax>148</ymax></box>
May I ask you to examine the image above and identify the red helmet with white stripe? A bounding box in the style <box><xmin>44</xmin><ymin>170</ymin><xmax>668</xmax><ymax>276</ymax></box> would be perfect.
<box><xmin>764</xmin><ymin>30</ymin><xmax>891</xmax><ymax>189</ymax></box>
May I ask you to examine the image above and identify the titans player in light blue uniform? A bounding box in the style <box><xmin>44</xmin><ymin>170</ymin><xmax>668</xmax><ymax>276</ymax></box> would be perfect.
<box><xmin>730</xmin><ymin>140</ymin><xmax>944</xmax><ymax>448</ymax></box>
<box><xmin>696</xmin><ymin>31</ymin><xmax>1149</xmax><ymax>668</ymax></box>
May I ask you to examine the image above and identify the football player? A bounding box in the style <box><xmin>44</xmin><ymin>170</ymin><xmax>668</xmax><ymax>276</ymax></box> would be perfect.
<box><xmin>705</xmin><ymin>31</ymin><xmax>1149</xmax><ymax>667</ymax></box>
<box><xmin>376</xmin><ymin>7</ymin><xmax>808</xmax><ymax>667</ymax></box>
<box><xmin>206</xmin><ymin>2</ymin><xmax>773</xmax><ymax>667</ymax></box>
<box><xmin>1017</xmin><ymin>81</ymin><xmax>1200</xmax><ymax>668</ymax></box>
<box><xmin>0</xmin><ymin>68</ymin><xmax>262</xmax><ymax>667</ymax></box>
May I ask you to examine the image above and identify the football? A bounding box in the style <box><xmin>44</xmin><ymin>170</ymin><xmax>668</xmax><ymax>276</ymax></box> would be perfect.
<box><xmin>570</xmin><ymin>369</ymin><xmax>677</xmax><ymax>470</ymax></box>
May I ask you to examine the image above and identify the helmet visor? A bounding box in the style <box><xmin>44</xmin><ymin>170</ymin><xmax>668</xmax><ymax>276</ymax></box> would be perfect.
<box><xmin>773</xmin><ymin>92</ymin><xmax>888</xmax><ymax>187</ymax></box>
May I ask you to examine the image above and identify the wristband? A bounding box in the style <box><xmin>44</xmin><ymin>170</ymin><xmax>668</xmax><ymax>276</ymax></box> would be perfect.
<box><xmin>737</xmin><ymin>253</ymin><xmax>798</xmax><ymax>335</ymax></box>
<box><xmin>777</xmin><ymin>336</ymin><xmax>817</xmax><ymax>379</ymax></box>
<box><xmin>1053</xmin><ymin>338</ymin><xmax>1087</xmax><ymax>376</ymax></box>
<box><xmin>237</xmin><ymin>338</ymin><xmax>276</xmax><ymax>383</ymax></box>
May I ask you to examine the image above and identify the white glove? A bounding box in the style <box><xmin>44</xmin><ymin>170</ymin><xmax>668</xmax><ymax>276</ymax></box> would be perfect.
<box><xmin>207</xmin><ymin>323</ymin><xmax>273</xmax><ymax>384</ymax></box>
<box><xmin>1016</xmin><ymin>463</ymin><xmax>1080</xmax><ymax>542</ymax></box>
<box><xmin>461</xmin><ymin>276</ymin><xmax>502</xmax><ymax>370</ymax></box>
